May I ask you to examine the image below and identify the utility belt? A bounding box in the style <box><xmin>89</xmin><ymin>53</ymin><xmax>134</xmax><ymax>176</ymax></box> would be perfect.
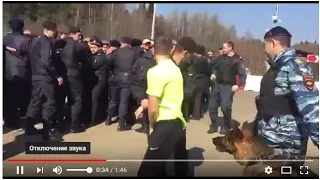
<box><xmin>255</xmin><ymin>94</ymin><xmax>300</xmax><ymax>118</ymax></box>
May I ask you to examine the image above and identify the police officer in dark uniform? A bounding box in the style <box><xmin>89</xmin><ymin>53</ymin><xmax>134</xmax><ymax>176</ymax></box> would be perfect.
<box><xmin>3</xmin><ymin>18</ymin><xmax>31</xmax><ymax>129</ymax></box>
<box><xmin>105</xmin><ymin>37</ymin><xmax>136</xmax><ymax>131</ymax></box>
<box><xmin>88</xmin><ymin>37</ymin><xmax>111</xmax><ymax>125</ymax></box>
<box><xmin>131</xmin><ymin>45</ymin><xmax>156</xmax><ymax>133</ymax></box>
<box><xmin>131</xmin><ymin>38</ymin><xmax>143</xmax><ymax>59</ymax></box>
<box><xmin>51</xmin><ymin>38</ymin><xmax>69</xmax><ymax>131</ymax></box>
<box><xmin>25</xmin><ymin>20</ymin><xmax>63</xmax><ymax>141</ymax></box>
<box><xmin>80</xmin><ymin>37</ymin><xmax>95</xmax><ymax>126</ymax></box>
<box><xmin>191</xmin><ymin>45</ymin><xmax>211</xmax><ymax>120</ymax></box>
<box><xmin>207</xmin><ymin>49</ymin><xmax>216</xmax><ymax>70</ymax></box>
<box><xmin>59</xmin><ymin>27</ymin><xmax>90</xmax><ymax>133</ymax></box>
<box><xmin>208</xmin><ymin>41</ymin><xmax>247</xmax><ymax>134</ymax></box>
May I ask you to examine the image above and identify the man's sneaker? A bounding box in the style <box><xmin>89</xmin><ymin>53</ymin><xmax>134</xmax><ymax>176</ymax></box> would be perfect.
<box><xmin>131</xmin><ymin>123</ymin><xmax>142</xmax><ymax>130</ymax></box>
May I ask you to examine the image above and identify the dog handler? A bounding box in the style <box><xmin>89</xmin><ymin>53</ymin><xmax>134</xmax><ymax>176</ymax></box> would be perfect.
<box><xmin>254</xmin><ymin>26</ymin><xmax>319</xmax><ymax>171</ymax></box>
<box><xmin>137</xmin><ymin>37</ymin><xmax>188</xmax><ymax>177</ymax></box>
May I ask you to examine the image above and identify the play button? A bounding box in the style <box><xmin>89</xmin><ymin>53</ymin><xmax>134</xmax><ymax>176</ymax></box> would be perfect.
<box><xmin>37</xmin><ymin>167</ymin><xmax>43</xmax><ymax>174</ymax></box>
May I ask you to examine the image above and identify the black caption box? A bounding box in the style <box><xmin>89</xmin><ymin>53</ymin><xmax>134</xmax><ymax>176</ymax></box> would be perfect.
<box><xmin>25</xmin><ymin>142</ymin><xmax>91</xmax><ymax>154</ymax></box>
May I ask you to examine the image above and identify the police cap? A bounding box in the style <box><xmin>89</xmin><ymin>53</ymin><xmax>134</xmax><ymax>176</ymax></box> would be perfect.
<box><xmin>9</xmin><ymin>18</ymin><xmax>24</xmax><ymax>31</ymax></box>
<box><xmin>130</xmin><ymin>38</ymin><xmax>142</xmax><ymax>47</ymax></box>
<box><xmin>264</xmin><ymin>26</ymin><xmax>292</xmax><ymax>39</ymax></box>
<box><xmin>177</xmin><ymin>37</ymin><xmax>197</xmax><ymax>54</ymax></box>
<box><xmin>90</xmin><ymin>36</ymin><xmax>102</xmax><ymax>47</ymax></box>
<box><xmin>110</xmin><ymin>40</ymin><xmax>121</xmax><ymax>48</ymax></box>
<box><xmin>42</xmin><ymin>20</ymin><xmax>57</xmax><ymax>30</ymax></box>
<box><xmin>69</xmin><ymin>26</ymin><xmax>81</xmax><ymax>34</ymax></box>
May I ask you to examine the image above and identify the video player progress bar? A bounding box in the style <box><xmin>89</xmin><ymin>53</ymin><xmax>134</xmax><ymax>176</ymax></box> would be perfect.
<box><xmin>8</xmin><ymin>159</ymin><xmax>314</xmax><ymax>162</ymax></box>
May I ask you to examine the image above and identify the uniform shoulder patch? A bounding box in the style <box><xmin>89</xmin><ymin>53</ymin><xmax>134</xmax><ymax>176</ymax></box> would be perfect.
<box><xmin>303</xmin><ymin>75</ymin><xmax>315</xmax><ymax>91</ymax></box>
<box><xmin>295</xmin><ymin>58</ymin><xmax>305</xmax><ymax>65</ymax></box>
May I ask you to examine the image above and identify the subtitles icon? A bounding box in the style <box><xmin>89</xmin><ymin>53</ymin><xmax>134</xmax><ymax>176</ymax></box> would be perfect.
<box><xmin>53</xmin><ymin>166</ymin><xmax>63</xmax><ymax>175</ymax></box>
<box><xmin>281</xmin><ymin>166</ymin><xmax>292</xmax><ymax>175</ymax></box>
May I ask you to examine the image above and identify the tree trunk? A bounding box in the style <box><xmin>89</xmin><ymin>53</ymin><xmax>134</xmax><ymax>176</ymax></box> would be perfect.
<box><xmin>110</xmin><ymin>3</ymin><xmax>114</xmax><ymax>38</ymax></box>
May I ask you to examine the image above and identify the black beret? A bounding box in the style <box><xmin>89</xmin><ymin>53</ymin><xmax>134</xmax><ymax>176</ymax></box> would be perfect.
<box><xmin>177</xmin><ymin>37</ymin><xmax>197</xmax><ymax>53</ymax></box>
<box><xmin>131</xmin><ymin>38</ymin><xmax>142</xmax><ymax>47</ymax></box>
<box><xmin>69</xmin><ymin>26</ymin><xmax>81</xmax><ymax>34</ymax></box>
<box><xmin>121</xmin><ymin>37</ymin><xmax>132</xmax><ymax>44</ymax></box>
<box><xmin>110</xmin><ymin>40</ymin><xmax>121</xmax><ymax>48</ymax></box>
<box><xmin>42</xmin><ymin>20</ymin><xmax>57</xmax><ymax>30</ymax></box>
<box><xmin>295</xmin><ymin>49</ymin><xmax>311</xmax><ymax>57</ymax></box>
<box><xmin>90</xmin><ymin>37</ymin><xmax>102</xmax><ymax>47</ymax></box>
<box><xmin>9</xmin><ymin>18</ymin><xmax>24</xmax><ymax>31</ymax></box>
<box><xmin>264</xmin><ymin>26</ymin><xmax>292</xmax><ymax>39</ymax></box>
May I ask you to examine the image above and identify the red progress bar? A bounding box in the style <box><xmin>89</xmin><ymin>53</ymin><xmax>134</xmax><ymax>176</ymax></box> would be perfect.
<box><xmin>8</xmin><ymin>159</ymin><xmax>107</xmax><ymax>162</ymax></box>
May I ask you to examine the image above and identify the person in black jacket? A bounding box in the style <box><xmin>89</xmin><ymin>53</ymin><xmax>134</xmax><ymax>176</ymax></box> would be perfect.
<box><xmin>208</xmin><ymin>41</ymin><xmax>247</xmax><ymax>134</ymax></box>
<box><xmin>59</xmin><ymin>27</ymin><xmax>91</xmax><ymax>133</ymax></box>
<box><xmin>190</xmin><ymin>45</ymin><xmax>211</xmax><ymax>120</ymax></box>
<box><xmin>25</xmin><ymin>20</ymin><xmax>63</xmax><ymax>141</ymax></box>
<box><xmin>89</xmin><ymin>37</ymin><xmax>111</xmax><ymax>125</ymax></box>
<box><xmin>105</xmin><ymin>37</ymin><xmax>136</xmax><ymax>131</ymax></box>
<box><xmin>3</xmin><ymin>18</ymin><xmax>32</xmax><ymax>129</ymax></box>
<box><xmin>131</xmin><ymin>38</ymin><xmax>144</xmax><ymax>60</ymax></box>
<box><xmin>131</xmin><ymin>46</ymin><xmax>156</xmax><ymax>133</ymax></box>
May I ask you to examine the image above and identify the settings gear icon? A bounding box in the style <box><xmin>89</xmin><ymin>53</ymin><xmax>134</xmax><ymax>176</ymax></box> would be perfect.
<box><xmin>264</xmin><ymin>166</ymin><xmax>273</xmax><ymax>175</ymax></box>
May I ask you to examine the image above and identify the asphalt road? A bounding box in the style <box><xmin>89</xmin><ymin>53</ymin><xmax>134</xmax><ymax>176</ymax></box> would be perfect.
<box><xmin>2</xmin><ymin>91</ymin><xmax>319</xmax><ymax>178</ymax></box>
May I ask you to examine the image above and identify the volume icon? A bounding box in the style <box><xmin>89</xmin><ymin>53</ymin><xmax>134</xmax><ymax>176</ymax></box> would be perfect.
<box><xmin>37</xmin><ymin>167</ymin><xmax>44</xmax><ymax>174</ymax></box>
<box><xmin>53</xmin><ymin>166</ymin><xmax>63</xmax><ymax>175</ymax></box>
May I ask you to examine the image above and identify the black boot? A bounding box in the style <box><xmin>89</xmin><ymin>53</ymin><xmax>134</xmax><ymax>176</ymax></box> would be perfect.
<box><xmin>219</xmin><ymin>120</ymin><xmax>232</xmax><ymax>135</ymax></box>
<box><xmin>105</xmin><ymin>115</ymin><xmax>114</xmax><ymax>126</ymax></box>
<box><xmin>24</xmin><ymin>118</ymin><xmax>42</xmax><ymax>135</ymax></box>
<box><xmin>207</xmin><ymin>123</ymin><xmax>218</xmax><ymax>134</ymax></box>
<box><xmin>117</xmin><ymin>118</ymin><xmax>131</xmax><ymax>131</ymax></box>
<box><xmin>69</xmin><ymin>122</ymin><xmax>85</xmax><ymax>133</ymax></box>
<box><xmin>42</xmin><ymin>131</ymin><xmax>62</xmax><ymax>142</ymax></box>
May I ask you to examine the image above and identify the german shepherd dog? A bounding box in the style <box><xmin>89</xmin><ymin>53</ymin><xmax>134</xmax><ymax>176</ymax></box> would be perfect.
<box><xmin>212</xmin><ymin>127</ymin><xmax>318</xmax><ymax>177</ymax></box>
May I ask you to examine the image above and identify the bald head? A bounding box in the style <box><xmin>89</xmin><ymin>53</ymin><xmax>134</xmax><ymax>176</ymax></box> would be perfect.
<box><xmin>23</xmin><ymin>30</ymin><xmax>31</xmax><ymax>35</ymax></box>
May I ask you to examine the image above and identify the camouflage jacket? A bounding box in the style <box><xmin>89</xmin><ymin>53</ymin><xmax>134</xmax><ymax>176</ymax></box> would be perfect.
<box><xmin>256</xmin><ymin>48</ymin><xmax>319</xmax><ymax>158</ymax></box>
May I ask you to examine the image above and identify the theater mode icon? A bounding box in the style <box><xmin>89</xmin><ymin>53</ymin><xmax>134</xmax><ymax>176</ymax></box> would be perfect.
<box><xmin>37</xmin><ymin>167</ymin><xmax>44</xmax><ymax>174</ymax></box>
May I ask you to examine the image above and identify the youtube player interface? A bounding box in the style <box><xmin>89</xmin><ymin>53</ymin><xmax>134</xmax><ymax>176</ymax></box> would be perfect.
<box><xmin>3</xmin><ymin>139</ymin><xmax>319</xmax><ymax>178</ymax></box>
<box><xmin>2</xmin><ymin>1</ymin><xmax>320</xmax><ymax>179</ymax></box>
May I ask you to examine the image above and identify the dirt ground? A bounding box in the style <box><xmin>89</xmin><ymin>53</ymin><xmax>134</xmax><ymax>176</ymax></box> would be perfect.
<box><xmin>2</xmin><ymin>91</ymin><xmax>319</xmax><ymax>177</ymax></box>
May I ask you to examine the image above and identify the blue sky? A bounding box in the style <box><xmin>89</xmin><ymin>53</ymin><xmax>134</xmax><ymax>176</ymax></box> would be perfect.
<box><xmin>128</xmin><ymin>3</ymin><xmax>319</xmax><ymax>43</ymax></box>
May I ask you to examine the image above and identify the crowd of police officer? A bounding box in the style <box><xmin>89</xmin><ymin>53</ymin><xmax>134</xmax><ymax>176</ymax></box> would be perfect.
<box><xmin>3</xmin><ymin>18</ymin><xmax>249</xmax><ymax>142</ymax></box>
<box><xmin>3</xmin><ymin>18</ymin><xmax>319</xmax><ymax>177</ymax></box>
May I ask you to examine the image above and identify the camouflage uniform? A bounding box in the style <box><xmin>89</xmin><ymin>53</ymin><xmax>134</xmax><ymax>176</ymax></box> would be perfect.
<box><xmin>256</xmin><ymin>47</ymin><xmax>319</xmax><ymax>158</ymax></box>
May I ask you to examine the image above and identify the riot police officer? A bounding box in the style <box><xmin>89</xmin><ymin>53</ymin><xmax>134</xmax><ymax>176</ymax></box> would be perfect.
<box><xmin>131</xmin><ymin>45</ymin><xmax>156</xmax><ymax>133</ymax></box>
<box><xmin>59</xmin><ymin>27</ymin><xmax>90</xmax><ymax>133</ymax></box>
<box><xmin>191</xmin><ymin>45</ymin><xmax>211</xmax><ymax>120</ymax></box>
<box><xmin>88</xmin><ymin>37</ymin><xmax>111</xmax><ymax>125</ymax></box>
<box><xmin>254</xmin><ymin>26</ymin><xmax>318</xmax><ymax>173</ymax></box>
<box><xmin>207</xmin><ymin>49</ymin><xmax>216</xmax><ymax>70</ymax></box>
<box><xmin>208</xmin><ymin>41</ymin><xmax>247</xmax><ymax>134</ymax></box>
<box><xmin>105</xmin><ymin>37</ymin><xmax>136</xmax><ymax>131</ymax></box>
<box><xmin>3</xmin><ymin>18</ymin><xmax>31</xmax><ymax>129</ymax></box>
<box><xmin>25</xmin><ymin>20</ymin><xmax>63</xmax><ymax>141</ymax></box>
